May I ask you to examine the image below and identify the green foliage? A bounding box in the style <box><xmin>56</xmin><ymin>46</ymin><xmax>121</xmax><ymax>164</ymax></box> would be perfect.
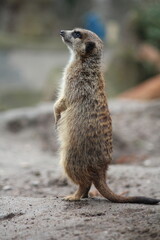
<box><xmin>106</xmin><ymin>49</ymin><xmax>140</xmax><ymax>97</ymax></box>
<box><xmin>133</xmin><ymin>4</ymin><xmax>160</xmax><ymax>49</ymax></box>
<box><xmin>105</xmin><ymin>48</ymin><xmax>159</xmax><ymax>97</ymax></box>
<box><xmin>138</xmin><ymin>61</ymin><xmax>159</xmax><ymax>82</ymax></box>
<box><xmin>43</xmin><ymin>67</ymin><xmax>61</xmax><ymax>101</ymax></box>
<box><xmin>0</xmin><ymin>89</ymin><xmax>42</xmax><ymax>111</ymax></box>
<box><xmin>0</xmin><ymin>32</ymin><xmax>65</xmax><ymax>50</ymax></box>
<box><xmin>0</xmin><ymin>0</ymin><xmax>91</xmax><ymax>40</ymax></box>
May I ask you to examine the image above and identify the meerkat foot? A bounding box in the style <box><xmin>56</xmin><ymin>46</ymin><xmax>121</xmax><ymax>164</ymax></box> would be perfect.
<box><xmin>64</xmin><ymin>184</ymin><xmax>92</xmax><ymax>201</ymax></box>
<box><xmin>64</xmin><ymin>194</ymin><xmax>81</xmax><ymax>201</ymax></box>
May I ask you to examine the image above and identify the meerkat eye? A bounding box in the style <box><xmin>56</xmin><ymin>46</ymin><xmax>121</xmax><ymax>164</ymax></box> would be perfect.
<box><xmin>72</xmin><ymin>31</ymin><xmax>82</xmax><ymax>39</ymax></box>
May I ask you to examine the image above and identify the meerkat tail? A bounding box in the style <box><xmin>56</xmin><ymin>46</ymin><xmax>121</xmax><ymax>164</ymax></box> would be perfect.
<box><xmin>93</xmin><ymin>180</ymin><xmax>160</xmax><ymax>205</ymax></box>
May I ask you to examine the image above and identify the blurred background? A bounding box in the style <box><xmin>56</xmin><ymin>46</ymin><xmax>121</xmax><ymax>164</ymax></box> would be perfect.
<box><xmin>0</xmin><ymin>0</ymin><xmax>159</xmax><ymax>111</ymax></box>
<box><xmin>0</xmin><ymin>0</ymin><xmax>160</xmax><ymax>203</ymax></box>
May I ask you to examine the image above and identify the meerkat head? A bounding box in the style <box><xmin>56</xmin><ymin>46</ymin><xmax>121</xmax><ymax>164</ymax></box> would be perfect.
<box><xmin>60</xmin><ymin>28</ymin><xmax>103</xmax><ymax>58</ymax></box>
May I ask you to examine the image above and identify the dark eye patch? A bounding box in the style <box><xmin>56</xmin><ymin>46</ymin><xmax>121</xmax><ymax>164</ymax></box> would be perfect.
<box><xmin>72</xmin><ymin>31</ymin><xmax>82</xmax><ymax>39</ymax></box>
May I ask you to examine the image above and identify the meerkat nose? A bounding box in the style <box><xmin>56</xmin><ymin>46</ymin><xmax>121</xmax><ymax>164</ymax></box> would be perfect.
<box><xmin>60</xmin><ymin>30</ymin><xmax>65</xmax><ymax>37</ymax></box>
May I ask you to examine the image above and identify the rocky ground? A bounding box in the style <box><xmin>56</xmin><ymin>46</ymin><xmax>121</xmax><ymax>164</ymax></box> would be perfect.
<box><xmin>0</xmin><ymin>99</ymin><xmax>160</xmax><ymax>240</ymax></box>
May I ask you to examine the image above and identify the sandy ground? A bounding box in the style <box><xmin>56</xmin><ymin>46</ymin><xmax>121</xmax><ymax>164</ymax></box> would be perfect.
<box><xmin>1</xmin><ymin>195</ymin><xmax>160</xmax><ymax>240</ymax></box>
<box><xmin>0</xmin><ymin>100</ymin><xmax>160</xmax><ymax>240</ymax></box>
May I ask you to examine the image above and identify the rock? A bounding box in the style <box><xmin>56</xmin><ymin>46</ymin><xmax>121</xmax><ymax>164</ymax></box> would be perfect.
<box><xmin>0</xmin><ymin>212</ymin><xmax>24</xmax><ymax>220</ymax></box>
<box><xmin>31</xmin><ymin>170</ymin><xmax>41</xmax><ymax>176</ymax></box>
<box><xmin>2</xmin><ymin>185</ymin><xmax>12</xmax><ymax>191</ymax></box>
<box><xmin>31</xmin><ymin>181</ymin><xmax>39</xmax><ymax>187</ymax></box>
<box><xmin>20</xmin><ymin>162</ymin><xmax>31</xmax><ymax>168</ymax></box>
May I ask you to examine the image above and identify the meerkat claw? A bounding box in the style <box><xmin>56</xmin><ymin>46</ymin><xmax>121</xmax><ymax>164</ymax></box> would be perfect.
<box><xmin>63</xmin><ymin>195</ymin><xmax>81</xmax><ymax>201</ymax></box>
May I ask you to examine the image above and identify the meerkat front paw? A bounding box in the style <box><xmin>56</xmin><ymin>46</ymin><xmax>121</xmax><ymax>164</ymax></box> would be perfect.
<box><xmin>63</xmin><ymin>195</ymin><xmax>81</xmax><ymax>201</ymax></box>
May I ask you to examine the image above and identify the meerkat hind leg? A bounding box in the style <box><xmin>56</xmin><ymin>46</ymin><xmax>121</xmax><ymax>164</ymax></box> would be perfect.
<box><xmin>81</xmin><ymin>185</ymin><xmax>91</xmax><ymax>198</ymax></box>
<box><xmin>64</xmin><ymin>184</ymin><xmax>91</xmax><ymax>201</ymax></box>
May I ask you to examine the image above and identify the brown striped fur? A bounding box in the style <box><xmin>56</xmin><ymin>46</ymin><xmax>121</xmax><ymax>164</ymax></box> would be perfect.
<box><xmin>54</xmin><ymin>28</ymin><xmax>159</xmax><ymax>204</ymax></box>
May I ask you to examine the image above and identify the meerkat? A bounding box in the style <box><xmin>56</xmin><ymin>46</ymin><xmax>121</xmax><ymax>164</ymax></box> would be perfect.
<box><xmin>54</xmin><ymin>28</ymin><xmax>159</xmax><ymax>204</ymax></box>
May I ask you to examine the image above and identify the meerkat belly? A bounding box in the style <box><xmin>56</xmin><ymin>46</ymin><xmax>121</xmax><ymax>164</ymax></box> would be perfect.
<box><xmin>58</xmin><ymin>106</ymin><xmax>110</xmax><ymax>182</ymax></box>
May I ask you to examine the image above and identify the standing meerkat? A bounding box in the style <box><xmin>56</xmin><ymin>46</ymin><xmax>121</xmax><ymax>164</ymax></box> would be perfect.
<box><xmin>54</xmin><ymin>28</ymin><xmax>159</xmax><ymax>204</ymax></box>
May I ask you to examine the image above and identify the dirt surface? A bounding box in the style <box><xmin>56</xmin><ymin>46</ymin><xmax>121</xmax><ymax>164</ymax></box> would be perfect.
<box><xmin>0</xmin><ymin>100</ymin><xmax>160</xmax><ymax>240</ymax></box>
<box><xmin>1</xmin><ymin>195</ymin><xmax>160</xmax><ymax>240</ymax></box>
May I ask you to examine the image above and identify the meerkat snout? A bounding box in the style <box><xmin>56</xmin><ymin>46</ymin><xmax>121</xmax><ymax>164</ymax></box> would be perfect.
<box><xmin>60</xmin><ymin>30</ymin><xmax>65</xmax><ymax>37</ymax></box>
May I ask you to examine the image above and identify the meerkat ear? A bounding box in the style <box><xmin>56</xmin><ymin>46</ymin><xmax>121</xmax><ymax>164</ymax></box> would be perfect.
<box><xmin>85</xmin><ymin>41</ymin><xmax>96</xmax><ymax>54</ymax></box>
